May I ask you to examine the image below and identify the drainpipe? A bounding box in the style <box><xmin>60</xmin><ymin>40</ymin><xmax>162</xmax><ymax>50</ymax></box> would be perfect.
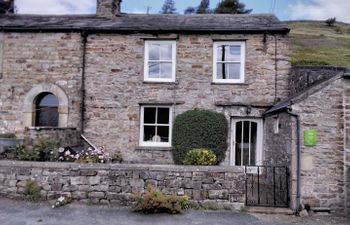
<box><xmin>286</xmin><ymin>107</ymin><xmax>301</xmax><ymax>215</ymax></box>
<box><xmin>80</xmin><ymin>31</ymin><xmax>88</xmax><ymax>134</ymax></box>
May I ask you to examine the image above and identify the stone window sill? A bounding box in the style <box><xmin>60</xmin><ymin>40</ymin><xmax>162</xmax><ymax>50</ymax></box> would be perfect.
<box><xmin>135</xmin><ymin>146</ymin><xmax>173</xmax><ymax>151</ymax></box>
<box><xmin>27</xmin><ymin>127</ymin><xmax>77</xmax><ymax>131</ymax></box>
<box><xmin>211</xmin><ymin>82</ymin><xmax>249</xmax><ymax>86</ymax></box>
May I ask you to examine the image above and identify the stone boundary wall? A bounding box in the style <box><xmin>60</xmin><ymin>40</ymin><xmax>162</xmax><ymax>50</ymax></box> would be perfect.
<box><xmin>0</xmin><ymin>161</ymin><xmax>246</xmax><ymax>208</ymax></box>
<box><xmin>290</xmin><ymin>66</ymin><xmax>349</xmax><ymax>96</ymax></box>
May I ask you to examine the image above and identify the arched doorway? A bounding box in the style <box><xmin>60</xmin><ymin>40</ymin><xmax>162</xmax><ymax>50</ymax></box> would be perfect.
<box><xmin>35</xmin><ymin>92</ymin><xmax>59</xmax><ymax>127</ymax></box>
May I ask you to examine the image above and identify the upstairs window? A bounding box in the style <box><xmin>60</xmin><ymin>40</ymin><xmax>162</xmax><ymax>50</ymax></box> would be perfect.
<box><xmin>213</xmin><ymin>42</ymin><xmax>245</xmax><ymax>83</ymax></box>
<box><xmin>35</xmin><ymin>92</ymin><xmax>59</xmax><ymax>127</ymax></box>
<box><xmin>140</xmin><ymin>106</ymin><xmax>172</xmax><ymax>147</ymax></box>
<box><xmin>144</xmin><ymin>41</ymin><xmax>176</xmax><ymax>82</ymax></box>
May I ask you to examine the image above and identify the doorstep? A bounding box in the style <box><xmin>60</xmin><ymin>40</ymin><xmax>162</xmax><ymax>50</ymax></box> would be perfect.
<box><xmin>245</xmin><ymin>206</ymin><xmax>294</xmax><ymax>215</ymax></box>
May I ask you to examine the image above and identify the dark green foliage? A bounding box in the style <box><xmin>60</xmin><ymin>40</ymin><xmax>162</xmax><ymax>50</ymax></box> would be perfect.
<box><xmin>325</xmin><ymin>17</ymin><xmax>336</xmax><ymax>27</ymax></box>
<box><xmin>133</xmin><ymin>185</ymin><xmax>189</xmax><ymax>214</ymax></box>
<box><xmin>16</xmin><ymin>145</ymin><xmax>40</xmax><ymax>161</ymax></box>
<box><xmin>197</xmin><ymin>0</ymin><xmax>210</xmax><ymax>14</ymax></box>
<box><xmin>214</xmin><ymin>0</ymin><xmax>252</xmax><ymax>14</ymax></box>
<box><xmin>0</xmin><ymin>133</ymin><xmax>16</xmax><ymax>138</ymax></box>
<box><xmin>292</xmin><ymin>59</ymin><xmax>330</xmax><ymax>66</ymax></box>
<box><xmin>172</xmin><ymin>109</ymin><xmax>228</xmax><ymax>164</ymax></box>
<box><xmin>183</xmin><ymin>148</ymin><xmax>217</xmax><ymax>165</ymax></box>
<box><xmin>33</xmin><ymin>138</ymin><xmax>59</xmax><ymax>161</ymax></box>
<box><xmin>184</xmin><ymin>6</ymin><xmax>196</xmax><ymax>14</ymax></box>
<box><xmin>160</xmin><ymin>0</ymin><xmax>177</xmax><ymax>14</ymax></box>
<box><xmin>25</xmin><ymin>180</ymin><xmax>41</xmax><ymax>202</ymax></box>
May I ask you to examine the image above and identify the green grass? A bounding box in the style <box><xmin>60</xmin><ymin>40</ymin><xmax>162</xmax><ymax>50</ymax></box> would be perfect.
<box><xmin>288</xmin><ymin>21</ymin><xmax>350</xmax><ymax>67</ymax></box>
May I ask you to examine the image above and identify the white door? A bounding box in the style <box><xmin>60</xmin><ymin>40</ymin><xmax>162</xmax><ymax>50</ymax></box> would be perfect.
<box><xmin>231</xmin><ymin>119</ymin><xmax>263</xmax><ymax>166</ymax></box>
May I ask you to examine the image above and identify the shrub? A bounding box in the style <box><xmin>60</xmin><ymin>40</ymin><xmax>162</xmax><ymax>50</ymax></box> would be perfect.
<box><xmin>16</xmin><ymin>145</ymin><xmax>40</xmax><ymax>161</ymax></box>
<box><xmin>172</xmin><ymin>109</ymin><xmax>228</xmax><ymax>164</ymax></box>
<box><xmin>133</xmin><ymin>185</ymin><xmax>189</xmax><ymax>214</ymax></box>
<box><xmin>325</xmin><ymin>17</ymin><xmax>336</xmax><ymax>26</ymax></box>
<box><xmin>111</xmin><ymin>152</ymin><xmax>123</xmax><ymax>163</ymax></box>
<box><xmin>0</xmin><ymin>133</ymin><xmax>16</xmax><ymax>138</ymax></box>
<box><xmin>33</xmin><ymin>138</ymin><xmax>59</xmax><ymax>161</ymax></box>
<box><xmin>25</xmin><ymin>179</ymin><xmax>41</xmax><ymax>202</ymax></box>
<box><xmin>183</xmin><ymin>148</ymin><xmax>217</xmax><ymax>165</ymax></box>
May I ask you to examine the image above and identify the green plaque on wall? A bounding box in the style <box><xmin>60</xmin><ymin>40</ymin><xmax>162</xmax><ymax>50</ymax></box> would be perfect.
<box><xmin>304</xmin><ymin>129</ymin><xmax>317</xmax><ymax>147</ymax></box>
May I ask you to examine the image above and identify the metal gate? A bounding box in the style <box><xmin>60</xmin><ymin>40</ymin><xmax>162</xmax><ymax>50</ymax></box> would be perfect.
<box><xmin>245</xmin><ymin>166</ymin><xmax>290</xmax><ymax>207</ymax></box>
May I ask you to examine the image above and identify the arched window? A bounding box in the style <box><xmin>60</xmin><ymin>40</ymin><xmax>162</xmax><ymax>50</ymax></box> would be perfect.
<box><xmin>35</xmin><ymin>92</ymin><xmax>59</xmax><ymax>127</ymax></box>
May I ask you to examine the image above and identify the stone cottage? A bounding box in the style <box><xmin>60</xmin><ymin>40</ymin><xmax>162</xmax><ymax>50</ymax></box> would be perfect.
<box><xmin>0</xmin><ymin>0</ymin><xmax>348</xmax><ymax>214</ymax></box>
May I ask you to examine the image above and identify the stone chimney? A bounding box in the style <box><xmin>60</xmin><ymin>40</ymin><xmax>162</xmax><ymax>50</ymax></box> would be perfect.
<box><xmin>96</xmin><ymin>0</ymin><xmax>122</xmax><ymax>18</ymax></box>
<box><xmin>0</xmin><ymin>0</ymin><xmax>14</xmax><ymax>14</ymax></box>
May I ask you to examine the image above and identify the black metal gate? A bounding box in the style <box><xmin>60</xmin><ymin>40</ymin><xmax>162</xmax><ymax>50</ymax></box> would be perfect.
<box><xmin>245</xmin><ymin>166</ymin><xmax>290</xmax><ymax>207</ymax></box>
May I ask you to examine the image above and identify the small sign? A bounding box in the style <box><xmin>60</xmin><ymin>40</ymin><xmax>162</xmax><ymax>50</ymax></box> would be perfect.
<box><xmin>304</xmin><ymin>129</ymin><xmax>317</xmax><ymax>147</ymax></box>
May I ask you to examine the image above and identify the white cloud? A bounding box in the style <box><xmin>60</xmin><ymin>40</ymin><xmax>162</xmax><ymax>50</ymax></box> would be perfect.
<box><xmin>288</xmin><ymin>0</ymin><xmax>350</xmax><ymax>23</ymax></box>
<box><xmin>15</xmin><ymin>0</ymin><xmax>96</xmax><ymax>14</ymax></box>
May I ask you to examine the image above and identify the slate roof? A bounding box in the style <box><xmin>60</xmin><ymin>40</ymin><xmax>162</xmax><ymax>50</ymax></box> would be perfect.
<box><xmin>0</xmin><ymin>13</ymin><xmax>289</xmax><ymax>33</ymax></box>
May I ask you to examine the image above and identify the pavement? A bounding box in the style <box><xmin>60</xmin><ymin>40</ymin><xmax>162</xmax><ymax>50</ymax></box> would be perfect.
<box><xmin>0</xmin><ymin>198</ymin><xmax>349</xmax><ymax>225</ymax></box>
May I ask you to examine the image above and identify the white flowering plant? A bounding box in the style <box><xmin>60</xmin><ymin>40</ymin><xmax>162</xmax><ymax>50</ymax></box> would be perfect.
<box><xmin>52</xmin><ymin>196</ymin><xmax>72</xmax><ymax>209</ymax></box>
<box><xmin>58</xmin><ymin>146</ymin><xmax>111</xmax><ymax>164</ymax></box>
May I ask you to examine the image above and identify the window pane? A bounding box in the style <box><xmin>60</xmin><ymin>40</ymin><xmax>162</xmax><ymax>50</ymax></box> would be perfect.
<box><xmin>144</xmin><ymin>125</ymin><xmax>156</xmax><ymax>142</ymax></box>
<box><xmin>159</xmin><ymin>44</ymin><xmax>172</xmax><ymax>60</ymax></box>
<box><xmin>227</xmin><ymin>63</ymin><xmax>241</xmax><ymax>79</ymax></box>
<box><xmin>157</xmin><ymin>108</ymin><xmax>170</xmax><ymax>124</ymax></box>
<box><xmin>38</xmin><ymin>94</ymin><xmax>59</xmax><ymax>107</ymax></box>
<box><xmin>217</xmin><ymin>45</ymin><xmax>241</xmax><ymax>61</ymax></box>
<box><xmin>149</xmin><ymin>62</ymin><xmax>160</xmax><ymax>78</ymax></box>
<box><xmin>157</xmin><ymin>126</ymin><xmax>169</xmax><ymax>142</ymax></box>
<box><xmin>227</xmin><ymin>45</ymin><xmax>241</xmax><ymax>61</ymax></box>
<box><xmin>235</xmin><ymin>121</ymin><xmax>242</xmax><ymax>165</ymax></box>
<box><xmin>144</xmin><ymin>107</ymin><xmax>156</xmax><ymax>124</ymax></box>
<box><xmin>149</xmin><ymin>44</ymin><xmax>160</xmax><ymax>60</ymax></box>
<box><xmin>250</xmin><ymin>122</ymin><xmax>257</xmax><ymax>165</ymax></box>
<box><xmin>216</xmin><ymin>63</ymin><xmax>240</xmax><ymax>80</ymax></box>
<box><xmin>160</xmin><ymin>62</ymin><xmax>172</xmax><ymax>78</ymax></box>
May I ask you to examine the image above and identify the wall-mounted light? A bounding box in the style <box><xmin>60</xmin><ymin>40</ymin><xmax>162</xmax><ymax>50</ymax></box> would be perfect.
<box><xmin>246</xmin><ymin>106</ymin><xmax>252</xmax><ymax>115</ymax></box>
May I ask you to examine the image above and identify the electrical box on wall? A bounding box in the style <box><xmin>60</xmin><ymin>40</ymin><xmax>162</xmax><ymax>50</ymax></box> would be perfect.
<box><xmin>304</xmin><ymin>129</ymin><xmax>317</xmax><ymax>147</ymax></box>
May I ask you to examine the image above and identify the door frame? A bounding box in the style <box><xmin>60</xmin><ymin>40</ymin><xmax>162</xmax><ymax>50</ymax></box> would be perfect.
<box><xmin>230</xmin><ymin>118</ymin><xmax>263</xmax><ymax>166</ymax></box>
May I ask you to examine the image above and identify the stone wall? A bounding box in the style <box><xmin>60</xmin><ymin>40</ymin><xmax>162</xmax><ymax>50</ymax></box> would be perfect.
<box><xmin>0</xmin><ymin>30</ymin><xmax>291</xmax><ymax>164</ymax></box>
<box><xmin>291</xmin><ymin>78</ymin><xmax>346</xmax><ymax>212</ymax></box>
<box><xmin>0</xmin><ymin>32</ymin><xmax>83</xmax><ymax>135</ymax></box>
<box><xmin>0</xmin><ymin>161</ymin><xmax>246</xmax><ymax>208</ymax></box>
<box><xmin>24</xmin><ymin>127</ymin><xmax>82</xmax><ymax>147</ymax></box>
<box><xmin>264</xmin><ymin>112</ymin><xmax>293</xmax><ymax>166</ymax></box>
<box><xmin>83</xmin><ymin>33</ymin><xmax>290</xmax><ymax>164</ymax></box>
<box><xmin>289</xmin><ymin>66</ymin><xmax>348</xmax><ymax>96</ymax></box>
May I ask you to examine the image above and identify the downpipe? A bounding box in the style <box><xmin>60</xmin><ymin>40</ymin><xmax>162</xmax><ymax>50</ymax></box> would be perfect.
<box><xmin>286</xmin><ymin>107</ymin><xmax>301</xmax><ymax>215</ymax></box>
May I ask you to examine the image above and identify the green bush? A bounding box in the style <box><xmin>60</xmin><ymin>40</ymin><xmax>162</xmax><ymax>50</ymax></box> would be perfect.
<box><xmin>183</xmin><ymin>148</ymin><xmax>217</xmax><ymax>165</ymax></box>
<box><xmin>172</xmin><ymin>109</ymin><xmax>228</xmax><ymax>164</ymax></box>
<box><xmin>16</xmin><ymin>145</ymin><xmax>39</xmax><ymax>161</ymax></box>
<box><xmin>25</xmin><ymin>179</ymin><xmax>41</xmax><ymax>202</ymax></box>
<box><xmin>75</xmin><ymin>155</ymin><xmax>100</xmax><ymax>164</ymax></box>
<box><xmin>111</xmin><ymin>152</ymin><xmax>123</xmax><ymax>163</ymax></box>
<box><xmin>33</xmin><ymin>138</ymin><xmax>59</xmax><ymax>161</ymax></box>
<box><xmin>133</xmin><ymin>185</ymin><xmax>189</xmax><ymax>214</ymax></box>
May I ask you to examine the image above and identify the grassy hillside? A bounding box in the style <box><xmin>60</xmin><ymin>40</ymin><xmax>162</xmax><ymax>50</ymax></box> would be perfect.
<box><xmin>288</xmin><ymin>21</ymin><xmax>350</xmax><ymax>68</ymax></box>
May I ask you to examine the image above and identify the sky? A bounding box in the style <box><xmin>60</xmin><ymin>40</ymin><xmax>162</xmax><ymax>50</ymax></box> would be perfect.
<box><xmin>14</xmin><ymin>0</ymin><xmax>350</xmax><ymax>23</ymax></box>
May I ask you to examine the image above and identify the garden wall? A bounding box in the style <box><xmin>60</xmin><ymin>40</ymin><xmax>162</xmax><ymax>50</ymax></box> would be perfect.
<box><xmin>0</xmin><ymin>161</ymin><xmax>245</xmax><ymax>209</ymax></box>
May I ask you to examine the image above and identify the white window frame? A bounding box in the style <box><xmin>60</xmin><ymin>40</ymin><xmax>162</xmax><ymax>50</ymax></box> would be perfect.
<box><xmin>213</xmin><ymin>41</ymin><xmax>246</xmax><ymax>84</ymax></box>
<box><xmin>230</xmin><ymin>118</ymin><xmax>263</xmax><ymax>166</ymax></box>
<box><xmin>139</xmin><ymin>105</ymin><xmax>173</xmax><ymax>147</ymax></box>
<box><xmin>144</xmin><ymin>40</ymin><xmax>176</xmax><ymax>82</ymax></box>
